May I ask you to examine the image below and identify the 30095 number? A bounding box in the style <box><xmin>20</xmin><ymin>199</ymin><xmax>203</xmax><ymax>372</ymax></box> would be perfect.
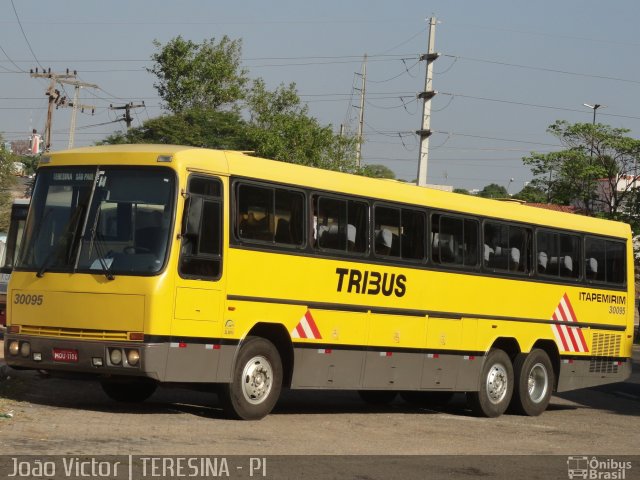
<box><xmin>13</xmin><ymin>294</ymin><xmax>43</xmax><ymax>306</ymax></box>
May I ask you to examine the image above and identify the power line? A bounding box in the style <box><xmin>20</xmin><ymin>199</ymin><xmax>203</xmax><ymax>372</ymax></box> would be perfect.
<box><xmin>10</xmin><ymin>0</ymin><xmax>44</xmax><ymax>70</ymax></box>
<box><xmin>0</xmin><ymin>43</ymin><xmax>27</xmax><ymax>73</ymax></box>
<box><xmin>443</xmin><ymin>54</ymin><xmax>640</xmax><ymax>86</ymax></box>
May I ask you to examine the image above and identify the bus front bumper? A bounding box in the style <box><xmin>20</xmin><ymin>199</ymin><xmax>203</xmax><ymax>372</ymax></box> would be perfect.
<box><xmin>3</xmin><ymin>335</ymin><xmax>168</xmax><ymax>381</ymax></box>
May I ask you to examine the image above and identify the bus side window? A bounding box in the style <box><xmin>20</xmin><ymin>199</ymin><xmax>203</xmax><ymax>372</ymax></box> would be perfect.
<box><xmin>585</xmin><ymin>237</ymin><xmax>626</xmax><ymax>284</ymax></box>
<box><xmin>179</xmin><ymin>176</ymin><xmax>223</xmax><ymax>280</ymax></box>
<box><xmin>431</xmin><ymin>214</ymin><xmax>477</xmax><ymax>268</ymax></box>
<box><xmin>484</xmin><ymin>222</ymin><xmax>529</xmax><ymax>273</ymax></box>
<box><xmin>237</xmin><ymin>183</ymin><xmax>304</xmax><ymax>247</ymax></box>
<box><xmin>314</xmin><ymin>195</ymin><xmax>367</xmax><ymax>255</ymax></box>
<box><xmin>401</xmin><ymin>208</ymin><xmax>426</xmax><ymax>261</ymax></box>
<box><xmin>538</xmin><ymin>230</ymin><xmax>580</xmax><ymax>280</ymax></box>
<box><xmin>374</xmin><ymin>205</ymin><xmax>400</xmax><ymax>258</ymax></box>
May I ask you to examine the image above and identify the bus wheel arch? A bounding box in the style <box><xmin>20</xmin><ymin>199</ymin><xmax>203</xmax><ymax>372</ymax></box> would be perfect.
<box><xmin>219</xmin><ymin>334</ymin><xmax>284</xmax><ymax>420</ymax></box>
<box><xmin>489</xmin><ymin>337</ymin><xmax>521</xmax><ymax>360</ymax></box>
<box><xmin>245</xmin><ymin>322</ymin><xmax>294</xmax><ymax>388</ymax></box>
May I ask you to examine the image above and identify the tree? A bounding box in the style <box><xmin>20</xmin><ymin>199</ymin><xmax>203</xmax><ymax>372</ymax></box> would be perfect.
<box><xmin>478</xmin><ymin>183</ymin><xmax>509</xmax><ymax>199</ymax></box>
<box><xmin>453</xmin><ymin>188</ymin><xmax>470</xmax><ymax>195</ymax></box>
<box><xmin>512</xmin><ymin>184</ymin><xmax>547</xmax><ymax>203</ymax></box>
<box><xmin>0</xmin><ymin>138</ymin><xmax>17</xmax><ymax>231</ymax></box>
<box><xmin>116</xmin><ymin>36</ymin><xmax>359</xmax><ymax>174</ymax></box>
<box><xmin>361</xmin><ymin>164</ymin><xmax>395</xmax><ymax>179</ymax></box>
<box><xmin>99</xmin><ymin>109</ymin><xmax>252</xmax><ymax>150</ymax></box>
<box><xmin>523</xmin><ymin>121</ymin><xmax>640</xmax><ymax>216</ymax></box>
<box><xmin>245</xmin><ymin>79</ymin><xmax>357</xmax><ymax>171</ymax></box>
<box><xmin>148</xmin><ymin>36</ymin><xmax>248</xmax><ymax>113</ymax></box>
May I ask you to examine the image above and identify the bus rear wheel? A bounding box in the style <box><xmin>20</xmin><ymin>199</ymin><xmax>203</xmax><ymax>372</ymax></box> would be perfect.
<box><xmin>509</xmin><ymin>349</ymin><xmax>554</xmax><ymax>416</ymax></box>
<box><xmin>219</xmin><ymin>336</ymin><xmax>283</xmax><ymax>420</ymax></box>
<box><xmin>467</xmin><ymin>349</ymin><xmax>513</xmax><ymax>417</ymax></box>
<box><xmin>100</xmin><ymin>377</ymin><xmax>157</xmax><ymax>403</ymax></box>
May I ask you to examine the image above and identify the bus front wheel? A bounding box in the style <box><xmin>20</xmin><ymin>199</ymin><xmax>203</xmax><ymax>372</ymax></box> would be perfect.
<box><xmin>509</xmin><ymin>349</ymin><xmax>554</xmax><ymax>416</ymax></box>
<box><xmin>219</xmin><ymin>336</ymin><xmax>283</xmax><ymax>420</ymax></box>
<box><xmin>467</xmin><ymin>349</ymin><xmax>513</xmax><ymax>417</ymax></box>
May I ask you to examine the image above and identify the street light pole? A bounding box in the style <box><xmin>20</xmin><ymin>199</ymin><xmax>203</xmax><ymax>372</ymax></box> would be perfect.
<box><xmin>583</xmin><ymin>103</ymin><xmax>605</xmax><ymax>125</ymax></box>
<box><xmin>583</xmin><ymin>103</ymin><xmax>606</xmax><ymax>214</ymax></box>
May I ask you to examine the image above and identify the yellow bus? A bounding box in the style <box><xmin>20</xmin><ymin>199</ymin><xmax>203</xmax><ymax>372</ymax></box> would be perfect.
<box><xmin>4</xmin><ymin>145</ymin><xmax>634</xmax><ymax>420</ymax></box>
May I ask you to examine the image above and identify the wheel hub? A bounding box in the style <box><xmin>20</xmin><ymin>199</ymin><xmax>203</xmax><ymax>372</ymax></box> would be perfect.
<box><xmin>527</xmin><ymin>362</ymin><xmax>548</xmax><ymax>403</ymax></box>
<box><xmin>486</xmin><ymin>364</ymin><xmax>508</xmax><ymax>404</ymax></box>
<box><xmin>241</xmin><ymin>355</ymin><xmax>273</xmax><ymax>405</ymax></box>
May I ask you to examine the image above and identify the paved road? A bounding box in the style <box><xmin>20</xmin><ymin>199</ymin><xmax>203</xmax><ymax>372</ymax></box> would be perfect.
<box><xmin>0</xmin><ymin>344</ymin><xmax>638</xmax><ymax>458</ymax></box>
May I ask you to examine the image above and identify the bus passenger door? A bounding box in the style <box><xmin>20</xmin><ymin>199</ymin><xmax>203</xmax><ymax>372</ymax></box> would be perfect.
<box><xmin>166</xmin><ymin>175</ymin><xmax>225</xmax><ymax>382</ymax></box>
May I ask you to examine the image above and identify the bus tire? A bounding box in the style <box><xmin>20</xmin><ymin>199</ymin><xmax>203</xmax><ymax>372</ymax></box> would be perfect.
<box><xmin>100</xmin><ymin>378</ymin><xmax>157</xmax><ymax>403</ymax></box>
<box><xmin>509</xmin><ymin>349</ymin><xmax>554</xmax><ymax>416</ymax></box>
<box><xmin>468</xmin><ymin>349</ymin><xmax>513</xmax><ymax>417</ymax></box>
<box><xmin>219</xmin><ymin>336</ymin><xmax>282</xmax><ymax>420</ymax></box>
<box><xmin>358</xmin><ymin>390</ymin><xmax>397</xmax><ymax>405</ymax></box>
<box><xmin>400</xmin><ymin>391</ymin><xmax>454</xmax><ymax>407</ymax></box>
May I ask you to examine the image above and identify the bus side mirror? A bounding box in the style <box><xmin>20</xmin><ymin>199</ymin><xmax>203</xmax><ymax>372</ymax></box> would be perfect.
<box><xmin>183</xmin><ymin>196</ymin><xmax>203</xmax><ymax>237</ymax></box>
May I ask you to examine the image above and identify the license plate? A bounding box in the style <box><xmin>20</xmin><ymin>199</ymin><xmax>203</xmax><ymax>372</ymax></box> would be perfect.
<box><xmin>52</xmin><ymin>348</ymin><xmax>79</xmax><ymax>363</ymax></box>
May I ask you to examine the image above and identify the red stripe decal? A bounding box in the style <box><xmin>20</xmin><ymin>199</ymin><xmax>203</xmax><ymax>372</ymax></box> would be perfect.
<box><xmin>305</xmin><ymin>310</ymin><xmax>322</xmax><ymax>339</ymax></box>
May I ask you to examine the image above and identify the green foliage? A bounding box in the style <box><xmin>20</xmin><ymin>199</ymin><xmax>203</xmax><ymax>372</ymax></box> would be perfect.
<box><xmin>148</xmin><ymin>35</ymin><xmax>248</xmax><ymax>113</ymax></box>
<box><xmin>17</xmin><ymin>154</ymin><xmax>39</xmax><ymax>175</ymax></box>
<box><xmin>512</xmin><ymin>184</ymin><xmax>547</xmax><ymax>203</ymax></box>
<box><xmin>477</xmin><ymin>183</ymin><xmax>509</xmax><ymax>199</ymax></box>
<box><xmin>453</xmin><ymin>188</ymin><xmax>470</xmax><ymax>195</ymax></box>
<box><xmin>360</xmin><ymin>164</ymin><xmax>396</xmax><ymax>179</ymax></box>
<box><xmin>104</xmin><ymin>36</ymin><xmax>360</xmax><ymax>175</ymax></box>
<box><xmin>523</xmin><ymin>121</ymin><xmax>640</xmax><ymax>216</ymax></box>
<box><xmin>99</xmin><ymin>109</ymin><xmax>253</xmax><ymax>151</ymax></box>
<box><xmin>245</xmin><ymin>79</ymin><xmax>357</xmax><ymax>171</ymax></box>
<box><xmin>0</xmin><ymin>138</ymin><xmax>18</xmax><ymax>231</ymax></box>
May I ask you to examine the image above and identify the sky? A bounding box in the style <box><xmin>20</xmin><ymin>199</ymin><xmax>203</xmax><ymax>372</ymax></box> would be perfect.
<box><xmin>1</xmin><ymin>0</ymin><xmax>640</xmax><ymax>192</ymax></box>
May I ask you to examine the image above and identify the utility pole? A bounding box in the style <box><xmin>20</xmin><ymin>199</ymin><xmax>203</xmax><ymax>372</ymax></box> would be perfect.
<box><xmin>416</xmin><ymin>17</ymin><xmax>439</xmax><ymax>186</ymax></box>
<box><xmin>30</xmin><ymin>68</ymin><xmax>97</xmax><ymax>151</ymax></box>
<box><xmin>354</xmin><ymin>54</ymin><xmax>367</xmax><ymax>168</ymax></box>
<box><xmin>110</xmin><ymin>102</ymin><xmax>145</xmax><ymax>129</ymax></box>
<box><xmin>68</xmin><ymin>84</ymin><xmax>96</xmax><ymax>149</ymax></box>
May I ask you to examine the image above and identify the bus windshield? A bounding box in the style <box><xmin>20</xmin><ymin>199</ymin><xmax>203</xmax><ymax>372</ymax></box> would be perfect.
<box><xmin>17</xmin><ymin>167</ymin><xmax>175</xmax><ymax>276</ymax></box>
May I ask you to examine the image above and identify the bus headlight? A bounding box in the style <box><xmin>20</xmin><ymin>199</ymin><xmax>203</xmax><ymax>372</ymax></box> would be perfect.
<box><xmin>20</xmin><ymin>342</ymin><xmax>31</xmax><ymax>358</ymax></box>
<box><xmin>8</xmin><ymin>341</ymin><xmax>19</xmax><ymax>356</ymax></box>
<box><xmin>109</xmin><ymin>348</ymin><xmax>123</xmax><ymax>366</ymax></box>
<box><xmin>126</xmin><ymin>349</ymin><xmax>140</xmax><ymax>366</ymax></box>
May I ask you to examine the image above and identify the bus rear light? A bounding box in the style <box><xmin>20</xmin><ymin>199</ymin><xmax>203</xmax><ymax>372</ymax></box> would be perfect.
<box><xmin>109</xmin><ymin>348</ymin><xmax>123</xmax><ymax>366</ymax></box>
<box><xmin>128</xmin><ymin>332</ymin><xmax>144</xmax><ymax>341</ymax></box>
<box><xmin>126</xmin><ymin>349</ymin><xmax>140</xmax><ymax>366</ymax></box>
<box><xmin>7</xmin><ymin>325</ymin><xmax>20</xmax><ymax>334</ymax></box>
<box><xmin>20</xmin><ymin>342</ymin><xmax>31</xmax><ymax>358</ymax></box>
<box><xmin>8</xmin><ymin>341</ymin><xmax>19</xmax><ymax>356</ymax></box>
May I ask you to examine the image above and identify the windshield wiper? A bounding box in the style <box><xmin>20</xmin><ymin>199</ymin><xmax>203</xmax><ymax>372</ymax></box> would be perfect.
<box><xmin>36</xmin><ymin>205</ymin><xmax>85</xmax><ymax>278</ymax></box>
<box><xmin>84</xmin><ymin>208</ymin><xmax>115</xmax><ymax>281</ymax></box>
<box><xmin>89</xmin><ymin>231</ymin><xmax>115</xmax><ymax>281</ymax></box>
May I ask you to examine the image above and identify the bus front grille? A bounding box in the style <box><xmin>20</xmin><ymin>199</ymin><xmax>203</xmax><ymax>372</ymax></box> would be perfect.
<box><xmin>18</xmin><ymin>325</ymin><xmax>129</xmax><ymax>341</ymax></box>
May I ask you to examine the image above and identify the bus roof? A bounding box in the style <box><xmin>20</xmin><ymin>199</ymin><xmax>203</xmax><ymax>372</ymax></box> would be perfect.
<box><xmin>44</xmin><ymin>144</ymin><xmax>631</xmax><ymax>239</ymax></box>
